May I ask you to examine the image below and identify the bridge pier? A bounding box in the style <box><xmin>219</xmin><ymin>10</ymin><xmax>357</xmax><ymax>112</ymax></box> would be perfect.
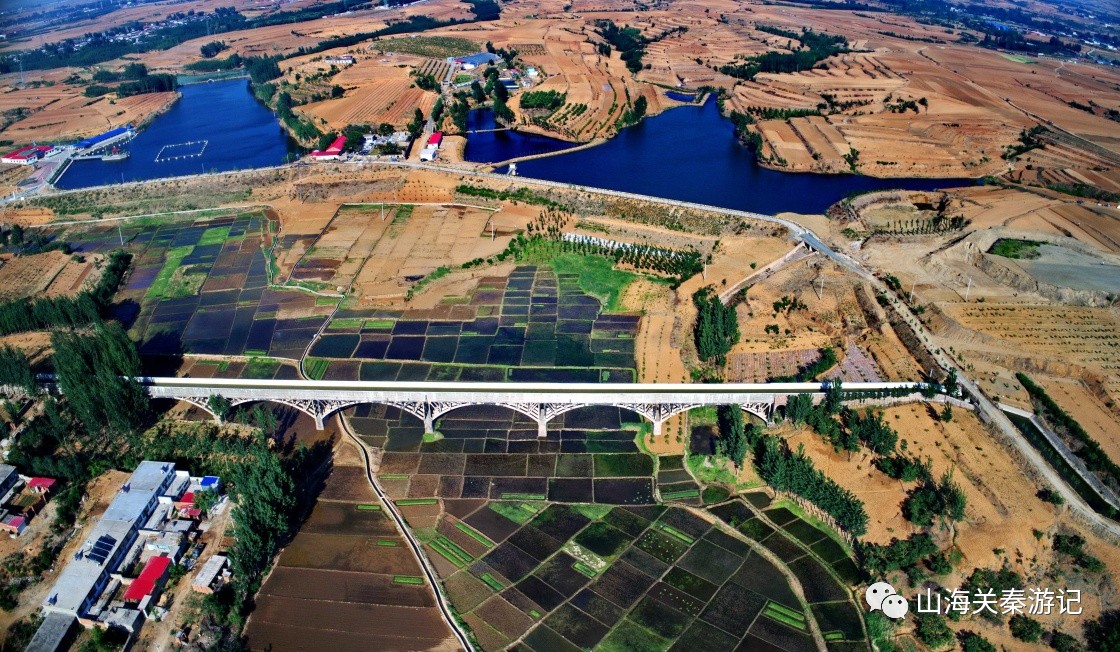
<box><xmin>538</xmin><ymin>405</ymin><xmax>548</xmax><ymax>439</ymax></box>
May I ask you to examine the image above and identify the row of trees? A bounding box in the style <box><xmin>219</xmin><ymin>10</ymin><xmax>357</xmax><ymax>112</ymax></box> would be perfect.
<box><xmin>757</xmin><ymin>435</ymin><xmax>869</xmax><ymax>536</ymax></box>
<box><xmin>692</xmin><ymin>286</ymin><xmax>739</xmax><ymax>365</ymax></box>
<box><xmin>1018</xmin><ymin>372</ymin><xmax>1120</xmax><ymax>494</ymax></box>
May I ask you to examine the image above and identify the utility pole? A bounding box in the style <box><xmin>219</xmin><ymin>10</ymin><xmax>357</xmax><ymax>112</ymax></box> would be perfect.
<box><xmin>964</xmin><ymin>276</ymin><xmax>973</xmax><ymax>302</ymax></box>
<box><xmin>118</xmin><ymin>224</ymin><xmax>124</xmax><ymax>246</ymax></box>
<box><xmin>909</xmin><ymin>278</ymin><xmax>916</xmax><ymax>303</ymax></box>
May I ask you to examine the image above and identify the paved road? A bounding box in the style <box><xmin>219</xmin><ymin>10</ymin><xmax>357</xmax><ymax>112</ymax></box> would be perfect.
<box><xmin>336</xmin><ymin>412</ymin><xmax>474</xmax><ymax>651</ymax></box>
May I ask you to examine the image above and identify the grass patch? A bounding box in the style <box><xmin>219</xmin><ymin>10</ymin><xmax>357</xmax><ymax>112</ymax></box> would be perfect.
<box><xmin>428</xmin><ymin>535</ymin><xmax>473</xmax><ymax>567</ymax></box>
<box><xmin>480</xmin><ymin>573</ymin><xmax>504</xmax><ymax>591</ymax></box>
<box><xmin>501</xmin><ymin>492</ymin><xmax>547</xmax><ymax>500</ymax></box>
<box><xmin>380</xmin><ymin>473</ymin><xmax>409</xmax><ymax>479</ymax></box>
<box><xmin>656</xmin><ymin>523</ymin><xmax>695</xmax><ymax>544</ymax></box>
<box><xmin>396</xmin><ymin>498</ymin><xmax>438</xmax><ymax>506</ymax></box>
<box><xmin>529</xmin><ymin>609</ymin><xmax>541</xmax><ymax>619</ymax></box>
<box><xmin>824</xmin><ymin>631</ymin><xmax>845</xmax><ymax>641</ymax></box>
<box><xmin>764</xmin><ymin>602</ymin><xmax>808</xmax><ymax>631</ymax></box>
<box><xmin>423</xmin><ymin>431</ymin><xmax>444</xmax><ymax>443</ymax></box>
<box><xmin>197</xmin><ymin>225</ymin><xmax>232</xmax><ymax>246</ymax></box>
<box><xmin>243</xmin><ymin>357</ymin><xmax>281</xmax><ymax>379</ymax></box>
<box><xmin>304</xmin><ymin>358</ymin><xmax>329</xmax><ymax>380</ymax></box>
<box><xmin>488</xmin><ymin>501</ymin><xmax>540</xmax><ymax>524</ymax></box>
<box><xmin>376</xmin><ymin>540</ymin><xmax>399</xmax><ymax>547</ymax></box>
<box><xmin>454</xmin><ymin>521</ymin><xmax>495</xmax><ymax>548</ymax></box>
<box><xmin>999</xmin><ymin>53</ymin><xmax>1035</xmax><ymax>63</ymax></box>
<box><xmin>572</xmin><ymin>504</ymin><xmax>612</xmax><ymax>520</ymax></box>
<box><xmin>598</xmin><ymin>619</ymin><xmax>672</xmax><ymax>652</ymax></box>
<box><xmin>356</xmin><ymin>504</ymin><xmax>381</xmax><ymax>511</ymax></box>
<box><xmin>689</xmin><ymin>406</ymin><xmax>718</xmax><ymax>425</ymax></box>
<box><xmin>328</xmin><ymin>318</ymin><xmax>366</xmax><ymax>330</ymax></box>
<box><xmin>573</xmin><ymin>562</ymin><xmax>600</xmax><ymax>578</ymax></box>
<box><xmin>364</xmin><ymin>318</ymin><xmax>396</xmax><ymax>329</ymax></box>
<box><xmin>661</xmin><ymin>488</ymin><xmax>701</xmax><ymax>500</ymax></box>
<box><xmin>145</xmin><ymin>245</ymin><xmax>195</xmax><ymax>300</ymax></box>
<box><xmin>392</xmin><ymin>204</ymin><xmax>414</xmax><ymax>225</ymax></box>
<box><xmin>989</xmin><ymin>238</ymin><xmax>1043</xmax><ymax>259</ymax></box>
<box><xmin>392</xmin><ymin>575</ymin><xmax>425</xmax><ymax>585</ymax></box>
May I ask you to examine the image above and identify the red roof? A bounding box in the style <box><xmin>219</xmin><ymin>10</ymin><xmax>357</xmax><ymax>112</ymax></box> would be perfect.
<box><xmin>0</xmin><ymin>515</ymin><xmax>25</xmax><ymax>530</ymax></box>
<box><xmin>182</xmin><ymin>508</ymin><xmax>202</xmax><ymax>519</ymax></box>
<box><xmin>310</xmin><ymin>136</ymin><xmax>347</xmax><ymax>157</ymax></box>
<box><xmin>179</xmin><ymin>491</ymin><xmax>195</xmax><ymax>505</ymax></box>
<box><xmin>427</xmin><ymin>132</ymin><xmax>443</xmax><ymax>146</ymax></box>
<box><xmin>2</xmin><ymin>145</ymin><xmax>50</xmax><ymax>160</ymax></box>
<box><xmin>122</xmin><ymin>555</ymin><xmax>172</xmax><ymax>602</ymax></box>
<box><xmin>28</xmin><ymin>477</ymin><xmax>56</xmax><ymax>490</ymax></box>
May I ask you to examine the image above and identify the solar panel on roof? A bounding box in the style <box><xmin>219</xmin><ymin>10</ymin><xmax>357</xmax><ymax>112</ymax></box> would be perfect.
<box><xmin>88</xmin><ymin>534</ymin><xmax>116</xmax><ymax>564</ymax></box>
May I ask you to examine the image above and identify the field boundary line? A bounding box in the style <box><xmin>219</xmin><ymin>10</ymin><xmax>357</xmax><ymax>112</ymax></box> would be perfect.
<box><xmin>334</xmin><ymin>417</ymin><xmax>474</xmax><ymax>651</ymax></box>
<box><xmin>32</xmin><ymin>203</ymin><xmax>271</xmax><ymax>228</ymax></box>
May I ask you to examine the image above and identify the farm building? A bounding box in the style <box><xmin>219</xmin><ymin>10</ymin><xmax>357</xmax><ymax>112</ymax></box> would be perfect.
<box><xmin>1</xmin><ymin>145</ymin><xmax>53</xmax><ymax>165</ymax></box>
<box><xmin>310</xmin><ymin>135</ymin><xmax>347</xmax><ymax>160</ymax></box>
<box><xmin>0</xmin><ymin>464</ymin><xmax>18</xmax><ymax>501</ymax></box>
<box><xmin>27</xmin><ymin>477</ymin><xmax>57</xmax><ymax>496</ymax></box>
<box><xmin>192</xmin><ymin>554</ymin><xmax>228</xmax><ymax>594</ymax></box>
<box><xmin>324</xmin><ymin>54</ymin><xmax>355</xmax><ymax>65</ymax></box>
<box><xmin>40</xmin><ymin>461</ymin><xmax>179</xmax><ymax>621</ymax></box>
<box><xmin>121</xmin><ymin>554</ymin><xmax>172</xmax><ymax>606</ymax></box>
<box><xmin>0</xmin><ymin>512</ymin><xmax>27</xmax><ymax>535</ymax></box>
<box><xmin>24</xmin><ymin>612</ymin><xmax>76</xmax><ymax>652</ymax></box>
<box><xmin>454</xmin><ymin>52</ymin><xmax>501</xmax><ymax>70</ymax></box>
<box><xmin>427</xmin><ymin>131</ymin><xmax>443</xmax><ymax>147</ymax></box>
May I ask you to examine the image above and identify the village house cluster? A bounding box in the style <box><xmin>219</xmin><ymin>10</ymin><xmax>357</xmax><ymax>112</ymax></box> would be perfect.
<box><xmin>26</xmin><ymin>461</ymin><xmax>228</xmax><ymax>652</ymax></box>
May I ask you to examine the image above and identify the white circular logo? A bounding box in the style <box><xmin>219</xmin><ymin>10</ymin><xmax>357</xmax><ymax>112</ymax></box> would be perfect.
<box><xmin>882</xmin><ymin>594</ymin><xmax>910</xmax><ymax>619</ymax></box>
<box><xmin>865</xmin><ymin>582</ymin><xmax>896</xmax><ymax>611</ymax></box>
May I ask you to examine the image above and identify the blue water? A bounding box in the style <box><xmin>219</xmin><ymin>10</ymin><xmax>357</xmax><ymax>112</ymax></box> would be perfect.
<box><xmin>494</xmin><ymin>97</ymin><xmax>975</xmax><ymax>215</ymax></box>
<box><xmin>55</xmin><ymin>78</ymin><xmax>296</xmax><ymax>189</ymax></box>
<box><xmin>462</xmin><ymin>109</ymin><xmax>576</xmax><ymax>164</ymax></box>
<box><xmin>665</xmin><ymin>91</ymin><xmax>696</xmax><ymax>102</ymax></box>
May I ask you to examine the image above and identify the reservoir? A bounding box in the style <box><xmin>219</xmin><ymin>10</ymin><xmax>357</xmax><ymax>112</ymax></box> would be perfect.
<box><xmin>55</xmin><ymin>78</ymin><xmax>296</xmax><ymax>189</ymax></box>
<box><xmin>462</xmin><ymin>109</ymin><xmax>576</xmax><ymax>164</ymax></box>
<box><xmin>473</xmin><ymin>96</ymin><xmax>973</xmax><ymax>215</ymax></box>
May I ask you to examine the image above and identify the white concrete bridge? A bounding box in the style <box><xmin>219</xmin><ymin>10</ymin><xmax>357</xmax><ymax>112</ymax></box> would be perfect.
<box><xmin>142</xmin><ymin>377</ymin><xmax>923</xmax><ymax>436</ymax></box>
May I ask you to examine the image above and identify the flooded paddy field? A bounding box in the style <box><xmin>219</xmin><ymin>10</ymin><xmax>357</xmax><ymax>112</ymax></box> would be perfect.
<box><xmin>710</xmin><ymin>497</ymin><xmax>867</xmax><ymax>648</ymax></box>
<box><xmin>308</xmin><ymin>266</ymin><xmax>637</xmax><ymax>382</ymax></box>
<box><xmin>61</xmin><ymin>209</ymin><xmax>332</xmax><ymax>362</ymax></box>
<box><xmin>358</xmin><ymin>404</ymin><xmax>867</xmax><ymax>651</ymax></box>
<box><xmin>428</xmin><ymin>501</ymin><xmax>832</xmax><ymax>652</ymax></box>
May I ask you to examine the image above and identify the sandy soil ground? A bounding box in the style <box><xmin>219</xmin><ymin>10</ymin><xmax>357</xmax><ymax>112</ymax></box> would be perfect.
<box><xmin>0</xmin><ymin>250</ymin><xmax>102</xmax><ymax>300</ymax></box>
<box><xmin>785</xmin><ymin>402</ymin><xmax>1120</xmax><ymax>628</ymax></box>
<box><xmin>0</xmin><ymin>71</ymin><xmax>179</xmax><ymax>145</ymax></box>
